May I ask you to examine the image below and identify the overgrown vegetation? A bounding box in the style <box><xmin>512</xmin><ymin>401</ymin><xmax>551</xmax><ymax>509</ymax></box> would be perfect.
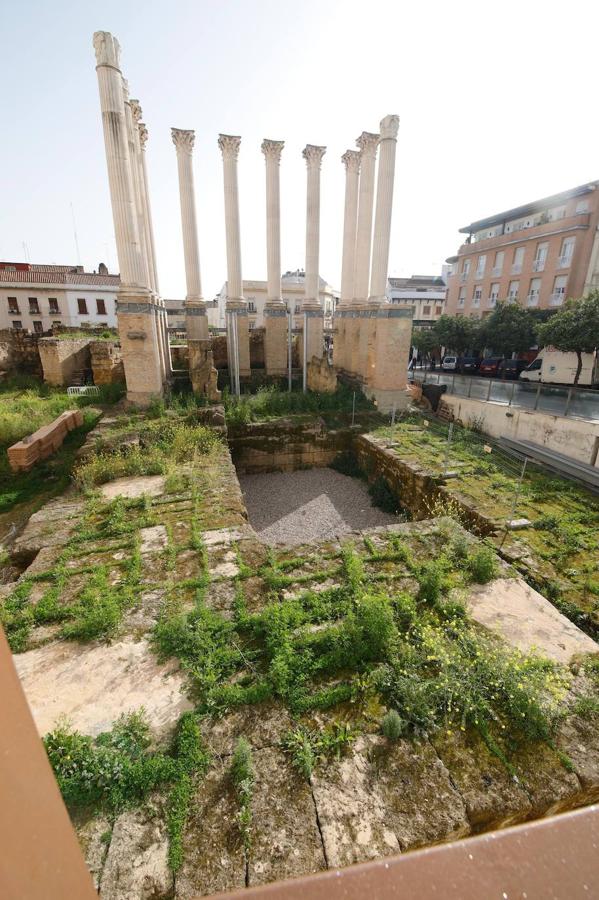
<box><xmin>44</xmin><ymin>710</ymin><xmax>209</xmax><ymax>872</ymax></box>
<box><xmin>223</xmin><ymin>383</ymin><xmax>375</xmax><ymax>425</ymax></box>
<box><xmin>231</xmin><ymin>737</ymin><xmax>254</xmax><ymax>854</ymax></box>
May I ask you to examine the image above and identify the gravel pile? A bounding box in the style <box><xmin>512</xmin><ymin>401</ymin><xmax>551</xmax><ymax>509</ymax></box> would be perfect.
<box><xmin>239</xmin><ymin>468</ymin><xmax>398</xmax><ymax>546</ymax></box>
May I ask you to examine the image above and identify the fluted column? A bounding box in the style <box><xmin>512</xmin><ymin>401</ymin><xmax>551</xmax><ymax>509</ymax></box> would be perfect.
<box><xmin>136</xmin><ymin>120</ymin><xmax>160</xmax><ymax>294</ymax></box>
<box><xmin>370</xmin><ymin>116</ymin><xmax>400</xmax><ymax>301</ymax></box>
<box><xmin>218</xmin><ymin>134</ymin><xmax>249</xmax><ymax>389</ymax></box>
<box><xmin>351</xmin><ymin>131</ymin><xmax>379</xmax><ymax>379</ymax></box>
<box><xmin>93</xmin><ymin>31</ymin><xmax>163</xmax><ymax>403</ymax></box>
<box><xmin>301</xmin><ymin>145</ymin><xmax>326</xmax><ymax>385</ymax></box>
<box><xmin>92</xmin><ymin>32</ymin><xmax>146</xmax><ymax>289</ymax></box>
<box><xmin>262</xmin><ymin>139</ymin><xmax>287</xmax><ymax>375</ymax></box>
<box><xmin>334</xmin><ymin>149</ymin><xmax>360</xmax><ymax>371</ymax></box>
<box><xmin>123</xmin><ymin>84</ymin><xmax>151</xmax><ymax>292</ymax></box>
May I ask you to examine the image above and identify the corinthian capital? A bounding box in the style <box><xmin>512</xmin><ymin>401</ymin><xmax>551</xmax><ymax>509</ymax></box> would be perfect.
<box><xmin>130</xmin><ymin>99</ymin><xmax>142</xmax><ymax>124</ymax></box>
<box><xmin>356</xmin><ymin>131</ymin><xmax>379</xmax><ymax>157</ymax></box>
<box><xmin>93</xmin><ymin>31</ymin><xmax>121</xmax><ymax>69</ymax></box>
<box><xmin>218</xmin><ymin>134</ymin><xmax>241</xmax><ymax>160</ymax></box>
<box><xmin>172</xmin><ymin>128</ymin><xmax>195</xmax><ymax>154</ymax></box>
<box><xmin>138</xmin><ymin>123</ymin><xmax>148</xmax><ymax>149</ymax></box>
<box><xmin>261</xmin><ymin>139</ymin><xmax>285</xmax><ymax>164</ymax></box>
<box><xmin>380</xmin><ymin>115</ymin><xmax>400</xmax><ymax>140</ymax></box>
<box><xmin>341</xmin><ymin>149</ymin><xmax>361</xmax><ymax>173</ymax></box>
<box><xmin>303</xmin><ymin>144</ymin><xmax>326</xmax><ymax>169</ymax></box>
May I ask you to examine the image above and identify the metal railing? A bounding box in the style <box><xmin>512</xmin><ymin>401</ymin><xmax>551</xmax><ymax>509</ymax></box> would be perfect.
<box><xmin>532</xmin><ymin>259</ymin><xmax>545</xmax><ymax>271</ymax></box>
<box><xmin>557</xmin><ymin>255</ymin><xmax>572</xmax><ymax>268</ymax></box>
<box><xmin>550</xmin><ymin>292</ymin><xmax>565</xmax><ymax>306</ymax></box>
<box><xmin>414</xmin><ymin>369</ymin><xmax>599</xmax><ymax>422</ymax></box>
<box><xmin>511</xmin><ymin>263</ymin><xmax>522</xmax><ymax>274</ymax></box>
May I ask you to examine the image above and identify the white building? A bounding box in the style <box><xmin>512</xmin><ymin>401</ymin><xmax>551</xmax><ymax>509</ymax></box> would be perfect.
<box><xmin>0</xmin><ymin>262</ymin><xmax>120</xmax><ymax>333</ymax></box>
<box><xmin>209</xmin><ymin>270</ymin><xmax>339</xmax><ymax>331</ymax></box>
<box><xmin>386</xmin><ymin>274</ymin><xmax>447</xmax><ymax>327</ymax></box>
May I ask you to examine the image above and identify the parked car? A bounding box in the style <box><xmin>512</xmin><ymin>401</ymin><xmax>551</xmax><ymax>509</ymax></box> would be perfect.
<box><xmin>497</xmin><ymin>359</ymin><xmax>529</xmax><ymax>379</ymax></box>
<box><xmin>478</xmin><ymin>357</ymin><xmax>504</xmax><ymax>376</ymax></box>
<box><xmin>441</xmin><ymin>355</ymin><xmax>458</xmax><ymax>371</ymax></box>
<box><xmin>457</xmin><ymin>356</ymin><xmax>481</xmax><ymax>374</ymax></box>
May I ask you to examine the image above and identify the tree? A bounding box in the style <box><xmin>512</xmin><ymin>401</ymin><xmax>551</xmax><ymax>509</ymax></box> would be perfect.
<box><xmin>433</xmin><ymin>315</ymin><xmax>482</xmax><ymax>355</ymax></box>
<box><xmin>412</xmin><ymin>328</ymin><xmax>440</xmax><ymax>367</ymax></box>
<box><xmin>478</xmin><ymin>302</ymin><xmax>537</xmax><ymax>358</ymax></box>
<box><xmin>537</xmin><ymin>291</ymin><xmax>599</xmax><ymax>384</ymax></box>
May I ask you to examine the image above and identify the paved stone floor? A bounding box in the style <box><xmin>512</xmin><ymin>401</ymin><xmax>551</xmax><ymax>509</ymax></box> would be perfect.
<box><xmin>239</xmin><ymin>467</ymin><xmax>399</xmax><ymax>546</ymax></box>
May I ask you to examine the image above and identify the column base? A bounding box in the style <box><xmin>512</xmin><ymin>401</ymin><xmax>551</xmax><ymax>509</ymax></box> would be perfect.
<box><xmin>116</xmin><ymin>287</ymin><xmax>165</xmax><ymax>404</ymax></box>
<box><xmin>264</xmin><ymin>301</ymin><xmax>289</xmax><ymax>376</ymax></box>
<box><xmin>302</xmin><ymin>302</ymin><xmax>324</xmax><ymax>363</ymax></box>
<box><xmin>185</xmin><ymin>299</ymin><xmax>209</xmax><ymax>341</ymax></box>
<box><xmin>226</xmin><ymin>299</ymin><xmax>250</xmax><ymax>377</ymax></box>
<box><xmin>361</xmin><ymin>386</ymin><xmax>411</xmax><ymax>414</ymax></box>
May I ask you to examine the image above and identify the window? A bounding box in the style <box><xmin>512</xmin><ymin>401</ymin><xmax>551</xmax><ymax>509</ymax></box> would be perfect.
<box><xmin>458</xmin><ymin>288</ymin><xmax>465</xmax><ymax>307</ymax></box>
<box><xmin>575</xmin><ymin>200</ymin><xmax>589</xmax><ymax>214</ymax></box>
<box><xmin>423</xmin><ymin>306</ymin><xmax>431</xmax><ymax>316</ymax></box>
<box><xmin>508</xmin><ymin>280</ymin><xmax>520</xmax><ymax>301</ymax></box>
<box><xmin>7</xmin><ymin>297</ymin><xmax>19</xmax><ymax>314</ymax></box>
<box><xmin>512</xmin><ymin>247</ymin><xmax>525</xmax><ymax>274</ymax></box>
<box><xmin>28</xmin><ymin>297</ymin><xmax>40</xmax><ymax>314</ymax></box>
<box><xmin>247</xmin><ymin>301</ymin><xmax>256</xmax><ymax>313</ymax></box>
<box><xmin>489</xmin><ymin>283</ymin><xmax>500</xmax><ymax>305</ymax></box>
<box><xmin>96</xmin><ymin>298</ymin><xmax>106</xmax><ymax>315</ymax></box>
<box><xmin>551</xmin><ymin>275</ymin><xmax>567</xmax><ymax>305</ymax></box>
<box><xmin>12</xmin><ymin>320</ymin><xmax>22</xmax><ymax>330</ymax></box>
<box><xmin>533</xmin><ymin>242</ymin><xmax>548</xmax><ymax>271</ymax></box>
<box><xmin>472</xmin><ymin>286</ymin><xmax>482</xmax><ymax>307</ymax></box>
<box><xmin>49</xmin><ymin>298</ymin><xmax>60</xmax><ymax>314</ymax></box>
<box><xmin>435</xmin><ymin>306</ymin><xmax>443</xmax><ymax>316</ymax></box>
<box><xmin>77</xmin><ymin>298</ymin><xmax>88</xmax><ymax>314</ymax></box>
<box><xmin>475</xmin><ymin>255</ymin><xmax>486</xmax><ymax>278</ymax></box>
<box><xmin>52</xmin><ymin>321</ymin><xmax>61</xmax><ymax>328</ymax></box>
<box><xmin>248</xmin><ymin>321</ymin><xmax>255</xmax><ymax>330</ymax></box>
<box><xmin>32</xmin><ymin>321</ymin><xmax>43</xmax><ymax>334</ymax></box>
<box><xmin>558</xmin><ymin>237</ymin><xmax>575</xmax><ymax>268</ymax></box>
<box><xmin>492</xmin><ymin>250</ymin><xmax>504</xmax><ymax>276</ymax></box>
<box><xmin>294</xmin><ymin>304</ymin><xmax>300</xmax><ymax>314</ymax></box>
<box><xmin>527</xmin><ymin>278</ymin><xmax>541</xmax><ymax>306</ymax></box>
<box><xmin>460</xmin><ymin>259</ymin><xmax>471</xmax><ymax>281</ymax></box>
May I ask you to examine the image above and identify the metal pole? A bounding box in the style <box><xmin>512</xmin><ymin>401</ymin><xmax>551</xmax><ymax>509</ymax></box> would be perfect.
<box><xmin>302</xmin><ymin>310</ymin><xmax>307</xmax><ymax>393</ymax></box>
<box><xmin>509</xmin><ymin>381</ymin><xmax>515</xmax><ymax>406</ymax></box>
<box><xmin>564</xmin><ymin>386</ymin><xmax>573</xmax><ymax>417</ymax></box>
<box><xmin>499</xmin><ymin>457</ymin><xmax>528</xmax><ymax>549</ymax></box>
<box><xmin>391</xmin><ymin>402</ymin><xmax>396</xmax><ymax>426</ymax></box>
<box><xmin>351</xmin><ymin>391</ymin><xmax>356</xmax><ymax>427</ymax></box>
<box><xmin>227</xmin><ymin>310</ymin><xmax>235</xmax><ymax>394</ymax></box>
<box><xmin>287</xmin><ymin>308</ymin><xmax>292</xmax><ymax>393</ymax></box>
<box><xmin>443</xmin><ymin>421</ymin><xmax>454</xmax><ymax>476</ymax></box>
<box><xmin>468</xmin><ymin>378</ymin><xmax>473</xmax><ymax>399</ymax></box>
<box><xmin>534</xmin><ymin>382</ymin><xmax>541</xmax><ymax>411</ymax></box>
<box><xmin>232</xmin><ymin>312</ymin><xmax>240</xmax><ymax>397</ymax></box>
<box><xmin>487</xmin><ymin>378</ymin><xmax>492</xmax><ymax>401</ymax></box>
<box><xmin>451</xmin><ymin>373</ymin><xmax>455</xmax><ymax>394</ymax></box>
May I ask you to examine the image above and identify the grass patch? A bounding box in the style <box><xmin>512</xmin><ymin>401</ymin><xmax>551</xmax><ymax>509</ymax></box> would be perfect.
<box><xmin>223</xmin><ymin>384</ymin><xmax>375</xmax><ymax>425</ymax></box>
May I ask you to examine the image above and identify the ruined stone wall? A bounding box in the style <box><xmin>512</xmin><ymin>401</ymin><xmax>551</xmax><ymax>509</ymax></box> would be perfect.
<box><xmin>228</xmin><ymin>417</ymin><xmax>354</xmax><ymax>474</ymax></box>
<box><xmin>0</xmin><ymin>329</ymin><xmax>43</xmax><ymax>378</ymax></box>
<box><xmin>170</xmin><ymin>344</ymin><xmax>189</xmax><ymax>370</ymax></box>
<box><xmin>38</xmin><ymin>338</ymin><xmax>92</xmax><ymax>387</ymax></box>
<box><xmin>307</xmin><ymin>357</ymin><xmax>337</xmax><ymax>393</ymax></box>
<box><xmin>90</xmin><ymin>341</ymin><xmax>125</xmax><ymax>385</ymax></box>
<box><xmin>212</xmin><ymin>331</ymin><xmax>300</xmax><ymax>371</ymax></box>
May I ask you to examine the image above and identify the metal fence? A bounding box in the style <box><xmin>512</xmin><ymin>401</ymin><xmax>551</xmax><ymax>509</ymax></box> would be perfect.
<box><xmin>412</xmin><ymin>370</ymin><xmax>599</xmax><ymax>422</ymax></box>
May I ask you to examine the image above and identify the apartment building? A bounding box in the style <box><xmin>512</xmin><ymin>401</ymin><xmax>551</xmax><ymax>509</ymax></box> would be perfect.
<box><xmin>445</xmin><ymin>181</ymin><xmax>599</xmax><ymax>318</ymax></box>
<box><xmin>0</xmin><ymin>262</ymin><xmax>119</xmax><ymax>332</ymax></box>
<box><xmin>386</xmin><ymin>274</ymin><xmax>446</xmax><ymax>326</ymax></box>
<box><xmin>210</xmin><ymin>270</ymin><xmax>339</xmax><ymax>331</ymax></box>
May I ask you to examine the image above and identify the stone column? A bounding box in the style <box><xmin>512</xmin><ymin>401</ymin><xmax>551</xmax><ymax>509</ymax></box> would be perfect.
<box><xmin>350</xmin><ymin>131</ymin><xmax>379</xmax><ymax>379</ymax></box>
<box><xmin>334</xmin><ymin>149</ymin><xmax>360</xmax><ymax>372</ymax></box>
<box><xmin>366</xmin><ymin>116</ymin><xmax>411</xmax><ymax>410</ymax></box>
<box><xmin>218</xmin><ymin>134</ymin><xmax>250</xmax><ymax>389</ymax></box>
<box><xmin>93</xmin><ymin>30</ymin><xmax>163</xmax><ymax>403</ymax></box>
<box><xmin>171</xmin><ymin>128</ymin><xmax>209</xmax><ymax>341</ymax></box>
<box><xmin>302</xmin><ymin>144</ymin><xmax>326</xmax><ymax>383</ymax></box>
<box><xmin>261</xmin><ymin>139</ymin><xmax>287</xmax><ymax>376</ymax></box>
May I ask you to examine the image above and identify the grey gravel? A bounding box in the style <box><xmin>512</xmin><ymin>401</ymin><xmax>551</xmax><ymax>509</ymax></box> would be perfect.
<box><xmin>239</xmin><ymin>468</ymin><xmax>399</xmax><ymax>546</ymax></box>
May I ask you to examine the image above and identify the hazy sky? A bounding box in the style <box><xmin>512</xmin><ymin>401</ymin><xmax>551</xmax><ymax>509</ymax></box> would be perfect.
<box><xmin>2</xmin><ymin>0</ymin><xmax>598</xmax><ymax>300</ymax></box>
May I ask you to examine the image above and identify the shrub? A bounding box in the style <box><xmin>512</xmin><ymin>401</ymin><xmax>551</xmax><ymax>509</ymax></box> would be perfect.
<box><xmin>467</xmin><ymin>545</ymin><xmax>498</xmax><ymax>584</ymax></box>
<box><xmin>417</xmin><ymin>560</ymin><xmax>446</xmax><ymax>603</ymax></box>
<box><xmin>381</xmin><ymin>709</ymin><xmax>405</xmax><ymax>741</ymax></box>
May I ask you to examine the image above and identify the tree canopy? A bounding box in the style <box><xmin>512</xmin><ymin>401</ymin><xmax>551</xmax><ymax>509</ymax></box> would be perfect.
<box><xmin>478</xmin><ymin>302</ymin><xmax>537</xmax><ymax>357</ymax></box>
<box><xmin>433</xmin><ymin>315</ymin><xmax>482</xmax><ymax>355</ymax></box>
<box><xmin>537</xmin><ymin>291</ymin><xmax>599</xmax><ymax>383</ymax></box>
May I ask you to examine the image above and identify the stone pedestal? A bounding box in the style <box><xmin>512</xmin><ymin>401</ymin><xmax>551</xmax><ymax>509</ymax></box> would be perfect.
<box><xmin>116</xmin><ymin>293</ymin><xmax>165</xmax><ymax>405</ymax></box>
<box><xmin>364</xmin><ymin>305</ymin><xmax>413</xmax><ymax>411</ymax></box>
<box><xmin>303</xmin><ymin>306</ymin><xmax>325</xmax><ymax>367</ymax></box>
<box><xmin>226</xmin><ymin>301</ymin><xmax>250</xmax><ymax>380</ymax></box>
<box><xmin>188</xmin><ymin>339</ymin><xmax>221</xmax><ymax>402</ymax></box>
<box><xmin>264</xmin><ymin>304</ymin><xmax>288</xmax><ymax>375</ymax></box>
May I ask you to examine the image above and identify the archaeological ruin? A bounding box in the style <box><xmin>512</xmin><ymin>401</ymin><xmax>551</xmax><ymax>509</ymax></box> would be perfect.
<box><xmin>1</xmin><ymin>27</ymin><xmax>598</xmax><ymax>900</ymax></box>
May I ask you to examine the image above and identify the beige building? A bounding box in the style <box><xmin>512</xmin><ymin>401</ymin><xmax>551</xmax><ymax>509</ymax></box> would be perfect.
<box><xmin>386</xmin><ymin>274</ymin><xmax>446</xmax><ymax>326</ymax></box>
<box><xmin>0</xmin><ymin>261</ymin><xmax>119</xmax><ymax>333</ymax></box>
<box><xmin>446</xmin><ymin>181</ymin><xmax>599</xmax><ymax>318</ymax></box>
<box><xmin>210</xmin><ymin>270</ymin><xmax>339</xmax><ymax>331</ymax></box>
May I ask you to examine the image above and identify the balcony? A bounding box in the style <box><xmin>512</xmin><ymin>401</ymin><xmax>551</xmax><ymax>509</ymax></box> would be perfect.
<box><xmin>488</xmin><ymin>296</ymin><xmax>498</xmax><ymax>306</ymax></box>
<box><xmin>511</xmin><ymin>263</ymin><xmax>522</xmax><ymax>275</ymax></box>
<box><xmin>550</xmin><ymin>292</ymin><xmax>565</xmax><ymax>306</ymax></box>
<box><xmin>459</xmin><ymin>272</ymin><xmax>468</xmax><ymax>283</ymax></box>
<box><xmin>532</xmin><ymin>259</ymin><xmax>545</xmax><ymax>272</ymax></box>
<box><xmin>28</xmin><ymin>304</ymin><xmax>40</xmax><ymax>315</ymax></box>
<box><xmin>8</xmin><ymin>307</ymin><xmax>20</xmax><ymax>315</ymax></box>
<box><xmin>491</xmin><ymin>266</ymin><xmax>502</xmax><ymax>277</ymax></box>
<box><xmin>526</xmin><ymin>294</ymin><xmax>539</xmax><ymax>307</ymax></box>
<box><xmin>458</xmin><ymin>212</ymin><xmax>590</xmax><ymax>256</ymax></box>
<box><xmin>557</xmin><ymin>255</ymin><xmax>572</xmax><ymax>269</ymax></box>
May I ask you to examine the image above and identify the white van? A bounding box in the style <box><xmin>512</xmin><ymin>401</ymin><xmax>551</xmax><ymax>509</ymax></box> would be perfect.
<box><xmin>520</xmin><ymin>349</ymin><xmax>599</xmax><ymax>386</ymax></box>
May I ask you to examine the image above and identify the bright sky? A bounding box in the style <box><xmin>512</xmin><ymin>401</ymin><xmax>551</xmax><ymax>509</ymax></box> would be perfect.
<box><xmin>2</xmin><ymin>0</ymin><xmax>598</xmax><ymax>300</ymax></box>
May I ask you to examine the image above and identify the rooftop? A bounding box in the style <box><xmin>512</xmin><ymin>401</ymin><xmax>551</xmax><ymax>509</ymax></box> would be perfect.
<box><xmin>458</xmin><ymin>181</ymin><xmax>598</xmax><ymax>235</ymax></box>
<box><xmin>0</xmin><ymin>261</ymin><xmax>120</xmax><ymax>287</ymax></box>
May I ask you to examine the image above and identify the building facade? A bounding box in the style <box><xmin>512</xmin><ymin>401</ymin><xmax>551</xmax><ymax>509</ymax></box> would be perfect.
<box><xmin>386</xmin><ymin>274</ymin><xmax>446</xmax><ymax>326</ymax></box>
<box><xmin>0</xmin><ymin>262</ymin><xmax>120</xmax><ymax>332</ymax></box>
<box><xmin>209</xmin><ymin>270</ymin><xmax>339</xmax><ymax>331</ymax></box>
<box><xmin>445</xmin><ymin>181</ymin><xmax>599</xmax><ymax>318</ymax></box>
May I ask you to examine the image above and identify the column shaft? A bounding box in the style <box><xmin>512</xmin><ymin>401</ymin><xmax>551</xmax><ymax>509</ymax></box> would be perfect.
<box><xmin>262</xmin><ymin>139</ymin><xmax>287</xmax><ymax>376</ymax></box>
<box><xmin>124</xmin><ymin>89</ymin><xmax>151</xmax><ymax>291</ymax></box>
<box><xmin>370</xmin><ymin>116</ymin><xmax>400</xmax><ymax>300</ymax></box>
<box><xmin>334</xmin><ymin>149</ymin><xmax>360</xmax><ymax>372</ymax></box>
<box><xmin>351</xmin><ymin>131</ymin><xmax>379</xmax><ymax>379</ymax></box>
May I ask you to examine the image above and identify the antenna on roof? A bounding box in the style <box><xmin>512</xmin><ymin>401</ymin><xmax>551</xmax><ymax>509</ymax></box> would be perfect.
<box><xmin>70</xmin><ymin>201</ymin><xmax>81</xmax><ymax>266</ymax></box>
